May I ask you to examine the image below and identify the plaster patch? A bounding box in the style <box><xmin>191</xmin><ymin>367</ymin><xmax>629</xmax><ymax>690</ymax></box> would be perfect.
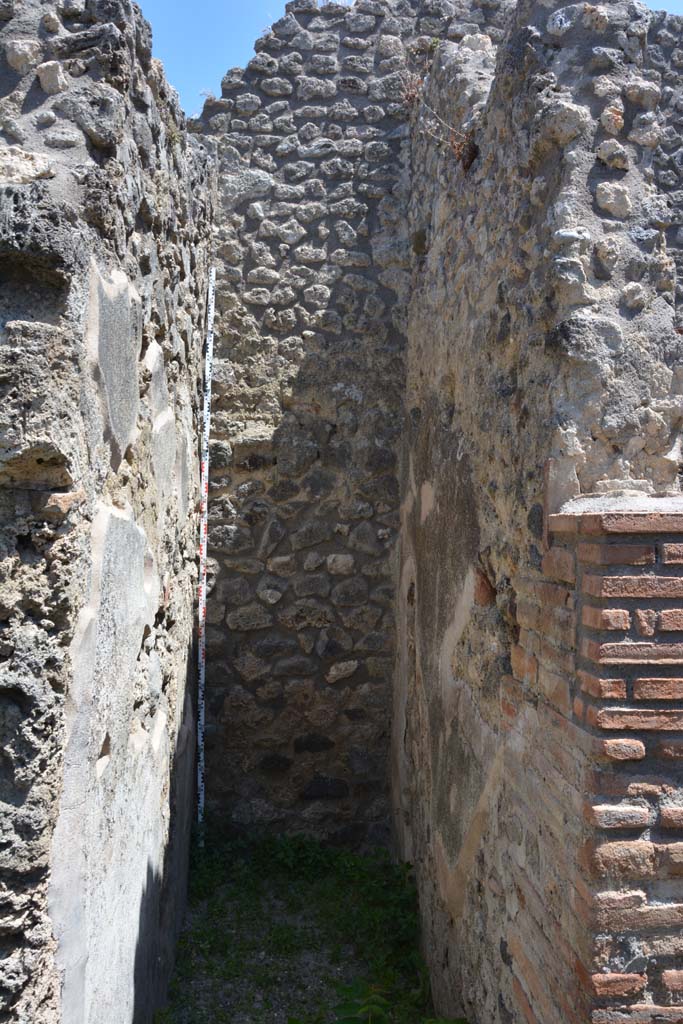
<box><xmin>438</xmin><ymin>567</ymin><xmax>476</xmax><ymax>721</ymax></box>
<box><xmin>48</xmin><ymin>504</ymin><xmax>160</xmax><ymax>1023</ymax></box>
<box><xmin>86</xmin><ymin>261</ymin><xmax>142</xmax><ymax>467</ymax></box>
<box><xmin>435</xmin><ymin>743</ymin><xmax>504</xmax><ymax>918</ymax></box>
<box><xmin>420</xmin><ymin>480</ymin><xmax>436</xmax><ymax>524</ymax></box>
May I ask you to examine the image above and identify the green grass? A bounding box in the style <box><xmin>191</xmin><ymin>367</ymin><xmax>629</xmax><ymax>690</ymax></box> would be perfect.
<box><xmin>155</xmin><ymin>832</ymin><xmax>468</xmax><ymax>1024</ymax></box>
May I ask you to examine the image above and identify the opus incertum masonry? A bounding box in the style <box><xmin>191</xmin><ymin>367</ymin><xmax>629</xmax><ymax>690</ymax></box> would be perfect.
<box><xmin>3</xmin><ymin>0</ymin><xmax>683</xmax><ymax>1021</ymax></box>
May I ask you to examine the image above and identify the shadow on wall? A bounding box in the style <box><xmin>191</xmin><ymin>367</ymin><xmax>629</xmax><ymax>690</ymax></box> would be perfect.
<box><xmin>132</xmin><ymin>672</ymin><xmax>196</xmax><ymax>1024</ymax></box>
<box><xmin>203</xmin><ymin>257</ymin><xmax>405</xmax><ymax>843</ymax></box>
<box><xmin>196</xmin><ymin>0</ymin><xmax>420</xmax><ymax>840</ymax></box>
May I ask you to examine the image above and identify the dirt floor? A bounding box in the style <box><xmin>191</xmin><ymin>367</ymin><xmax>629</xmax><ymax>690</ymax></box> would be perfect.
<box><xmin>155</xmin><ymin>834</ymin><xmax>466</xmax><ymax>1024</ymax></box>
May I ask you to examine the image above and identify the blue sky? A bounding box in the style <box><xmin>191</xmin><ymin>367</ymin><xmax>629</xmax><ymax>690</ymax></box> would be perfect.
<box><xmin>138</xmin><ymin>0</ymin><xmax>285</xmax><ymax>116</ymax></box>
<box><xmin>138</xmin><ymin>0</ymin><xmax>683</xmax><ymax>117</ymax></box>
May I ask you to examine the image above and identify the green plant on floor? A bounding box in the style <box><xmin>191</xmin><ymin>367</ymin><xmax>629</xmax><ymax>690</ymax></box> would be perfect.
<box><xmin>287</xmin><ymin>995</ymin><xmax>468</xmax><ymax>1024</ymax></box>
<box><xmin>334</xmin><ymin>981</ymin><xmax>407</xmax><ymax>1023</ymax></box>
<box><xmin>156</xmin><ymin>831</ymin><xmax>471</xmax><ymax>1024</ymax></box>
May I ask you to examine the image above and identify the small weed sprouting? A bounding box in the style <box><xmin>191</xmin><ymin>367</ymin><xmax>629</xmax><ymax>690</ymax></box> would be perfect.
<box><xmin>449</xmin><ymin>127</ymin><xmax>479</xmax><ymax>171</ymax></box>
<box><xmin>416</xmin><ymin>100</ymin><xmax>479</xmax><ymax>172</ymax></box>
<box><xmin>333</xmin><ymin>980</ymin><xmax>393</xmax><ymax>1023</ymax></box>
<box><xmin>401</xmin><ymin>71</ymin><xmax>425</xmax><ymax>109</ymax></box>
<box><xmin>156</xmin><ymin>832</ymin><xmax>469</xmax><ymax>1024</ymax></box>
<box><xmin>399</xmin><ymin>50</ymin><xmax>478</xmax><ymax>172</ymax></box>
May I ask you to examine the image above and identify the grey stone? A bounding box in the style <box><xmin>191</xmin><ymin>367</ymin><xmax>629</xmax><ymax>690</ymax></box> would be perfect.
<box><xmin>219</xmin><ymin>577</ymin><xmax>253</xmax><ymax>605</ymax></box>
<box><xmin>278</xmin><ymin>600</ymin><xmax>335</xmax><ymax>630</ymax></box>
<box><xmin>290</xmin><ymin>29</ymin><xmax>314</xmax><ymax>49</ymax></box>
<box><xmin>301</xmin><ymin>775</ymin><xmax>349</xmax><ymax>799</ymax></box>
<box><xmin>226</xmin><ymin>603</ymin><xmax>274</xmax><ymax>631</ymax></box>
<box><xmin>44</xmin><ymin>125</ymin><xmax>84</xmax><ymax>148</ymax></box>
<box><xmin>348</xmin><ymin>521</ymin><xmax>382</xmax><ymax>555</ymax></box>
<box><xmin>272</xmin><ymin>13</ymin><xmax>300</xmax><ymax>37</ymax></box>
<box><xmin>37</xmin><ymin>61</ymin><xmax>70</xmax><ymax>95</ymax></box>
<box><xmin>55</xmin><ymin>85</ymin><xmax>126</xmax><ymax>148</ymax></box>
<box><xmin>272</xmin><ymin>655</ymin><xmax>317</xmax><ymax>676</ymax></box>
<box><xmin>260</xmin><ymin>77</ymin><xmax>294</xmax><ymax>96</ymax></box>
<box><xmin>331</xmin><ymin>576</ymin><xmax>369</xmax><ymax>606</ymax></box>
<box><xmin>209</xmin><ymin>524</ymin><xmax>254</xmax><ymax>553</ymax></box>
<box><xmin>326</xmin><ymin>660</ymin><xmax>359</xmax><ymax>683</ymax></box>
<box><xmin>293</xmin><ymin>573</ymin><xmax>331</xmax><ymax>598</ymax></box>
<box><xmin>291</xmin><ymin>520</ymin><xmax>332</xmax><ymax>550</ymax></box>
<box><xmin>354</xmin><ymin>631</ymin><xmax>390</xmax><ymax>653</ymax></box>
<box><xmin>280</xmin><ymin>52</ymin><xmax>305</xmax><ymax>75</ymax></box>
<box><xmin>327</xmin><ymin>553</ymin><xmax>355</xmax><ymax>575</ymax></box>
<box><xmin>294</xmin><ymin>733</ymin><xmax>335</xmax><ymax>752</ymax></box>
<box><xmin>284</xmin><ymin>160</ymin><xmax>316</xmax><ymax>181</ymax></box>
<box><xmin>252</xmin><ymin>633</ymin><xmax>299</xmax><ymax>658</ymax></box>
<box><xmin>339</xmin><ymin>76</ymin><xmax>369</xmax><ymax>95</ymax></box>
<box><xmin>220</xmin><ymin>148</ymin><xmax>273</xmax><ymax>209</ymax></box>
<box><xmin>259</xmin><ymin>518</ymin><xmax>287</xmax><ymax>557</ymax></box>
<box><xmin>297</xmin><ymin>76</ymin><xmax>338</xmax><ymax>101</ymax></box>
<box><xmin>316</xmin><ymin>626</ymin><xmax>354</xmax><ymax>657</ymax></box>
<box><xmin>596</xmin><ymin>181</ymin><xmax>633</xmax><ymax>219</ymax></box>
<box><xmin>310</xmin><ymin>54</ymin><xmax>339</xmax><ymax>74</ymax></box>
<box><xmin>339</xmin><ymin>605</ymin><xmax>382</xmax><ymax>632</ymax></box>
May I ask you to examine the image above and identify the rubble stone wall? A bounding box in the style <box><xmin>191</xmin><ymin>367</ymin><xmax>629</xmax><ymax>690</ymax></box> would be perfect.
<box><xmin>0</xmin><ymin>1</ymin><xmax>213</xmax><ymax>1021</ymax></box>
<box><xmin>394</xmin><ymin>2</ymin><xmax>683</xmax><ymax>1023</ymax></box>
<box><xmin>195</xmin><ymin>0</ymin><xmax>512</xmax><ymax>845</ymax></box>
<box><xmin>4</xmin><ymin>0</ymin><xmax>683</xmax><ymax>1022</ymax></box>
<box><xmin>195</xmin><ymin>0</ymin><xmax>420</xmax><ymax>842</ymax></box>
<box><xmin>549</xmin><ymin>504</ymin><xmax>683</xmax><ymax>1024</ymax></box>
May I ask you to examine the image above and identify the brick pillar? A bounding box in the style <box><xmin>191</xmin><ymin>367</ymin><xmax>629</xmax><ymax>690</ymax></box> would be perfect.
<box><xmin>547</xmin><ymin>507</ymin><xmax>683</xmax><ymax>1023</ymax></box>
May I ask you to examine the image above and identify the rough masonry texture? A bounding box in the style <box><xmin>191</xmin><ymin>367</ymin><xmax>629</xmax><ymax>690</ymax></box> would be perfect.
<box><xmin>5</xmin><ymin>0</ymin><xmax>683</xmax><ymax>1022</ymax></box>
<box><xmin>0</xmin><ymin>1</ymin><xmax>213</xmax><ymax>1021</ymax></box>
<box><xmin>199</xmin><ymin>0</ymin><xmax>683</xmax><ymax>1019</ymax></box>
<box><xmin>393</xmin><ymin>2</ymin><xmax>683</xmax><ymax>1023</ymax></box>
<box><xmin>194</xmin><ymin>0</ymin><xmax>416</xmax><ymax>842</ymax></box>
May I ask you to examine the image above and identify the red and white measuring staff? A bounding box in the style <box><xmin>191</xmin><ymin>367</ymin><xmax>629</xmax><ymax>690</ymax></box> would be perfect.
<box><xmin>197</xmin><ymin>266</ymin><xmax>216</xmax><ymax>831</ymax></box>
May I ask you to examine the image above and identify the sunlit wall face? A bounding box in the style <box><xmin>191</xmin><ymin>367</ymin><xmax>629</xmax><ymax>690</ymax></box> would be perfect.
<box><xmin>138</xmin><ymin>0</ymin><xmax>683</xmax><ymax>116</ymax></box>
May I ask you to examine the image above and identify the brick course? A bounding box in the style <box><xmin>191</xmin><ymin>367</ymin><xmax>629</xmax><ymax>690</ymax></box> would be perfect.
<box><xmin>543</xmin><ymin>509</ymin><xmax>683</xmax><ymax>1023</ymax></box>
<box><xmin>391</xmin><ymin>2</ymin><xmax>683</xmax><ymax>1019</ymax></box>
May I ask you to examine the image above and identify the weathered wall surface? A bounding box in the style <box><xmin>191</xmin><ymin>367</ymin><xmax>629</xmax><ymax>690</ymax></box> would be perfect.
<box><xmin>395</xmin><ymin>2</ymin><xmax>683</xmax><ymax>1022</ymax></box>
<box><xmin>195</xmin><ymin>0</ymin><xmax>417</xmax><ymax>842</ymax></box>
<box><xmin>4</xmin><ymin>0</ymin><xmax>683</xmax><ymax>1021</ymax></box>
<box><xmin>196</xmin><ymin>0</ymin><xmax>518</xmax><ymax>844</ymax></box>
<box><xmin>0</xmin><ymin>1</ymin><xmax>213</xmax><ymax>1021</ymax></box>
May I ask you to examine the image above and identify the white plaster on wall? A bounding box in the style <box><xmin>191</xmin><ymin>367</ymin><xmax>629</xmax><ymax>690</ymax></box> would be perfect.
<box><xmin>48</xmin><ymin>503</ymin><xmax>171</xmax><ymax>1024</ymax></box>
<box><xmin>391</xmin><ymin>552</ymin><xmax>417</xmax><ymax>861</ymax></box>
<box><xmin>86</xmin><ymin>261</ymin><xmax>142</xmax><ymax>466</ymax></box>
<box><xmin>420</xmin><ymin>480</ymin><xmax>436</xmax><ymax>524</ymax></box>
<box><xmin>438</xmin><ymin>567</ymin><xmax>475</xmax><ymax>727</ymax></box>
